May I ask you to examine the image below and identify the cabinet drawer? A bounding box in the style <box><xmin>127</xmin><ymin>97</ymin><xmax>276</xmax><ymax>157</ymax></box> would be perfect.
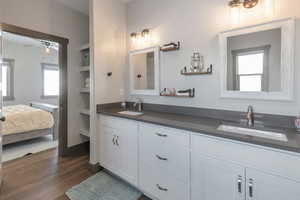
<box><xmin>139</xmin><ymin>123</ymin><xmax>190</xmax><ymax>148</ymax></box>
<box><xmin>140</xmin><ymin>161</ymin><xmax>189</xmax><ymax>200</ymax></box>
<box><xmin>140</xmin><ymin>132</ymin><xmax>190</xmax><ymax>182</ymax></box>
<box><xmin>100</xmin><ymin>115</ymin><xmax>137</xmax><ymax>131</ymax></box>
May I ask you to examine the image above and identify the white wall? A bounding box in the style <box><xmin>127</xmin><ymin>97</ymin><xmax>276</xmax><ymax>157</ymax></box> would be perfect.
<box><xmin>90</xmin><ymin>0</ymin><xmax>127</xmax><ymax>163</ymax></box>
<box><xmin>127</xmin><ymin>0</ymin><xmax>300</xmax><ymax>116</ymax></box>
<box><xmin>0</xmin><ymin>0</ymin><xmax>89</xmax><ymax>147</ymax></box>
<box><xmin>3</xmin><ymin>40</ymin><xmax>59</xmax><ymax>106</ymax></box>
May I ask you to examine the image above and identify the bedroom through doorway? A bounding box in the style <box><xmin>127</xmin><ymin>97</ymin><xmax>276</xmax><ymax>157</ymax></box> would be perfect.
<box><xmin>1</xmin><ymin>32</ymin><xmax>60</xmax><ymax>162</ymax></box>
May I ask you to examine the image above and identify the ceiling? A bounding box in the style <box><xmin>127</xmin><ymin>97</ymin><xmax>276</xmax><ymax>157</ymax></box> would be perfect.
<box><xmin>3</xmin><ymin>32</ymin><xmax>59</xmax><ymax>51</ymax></box>
<box><xmin>55</xmin><ymin>0</ymin><xmax>90</xmax><ymax>15</ymax></box>
<box><xmin>54</xmin><ymin>0</ymin><xmax>134</xmax><ymax>16</ymax></box>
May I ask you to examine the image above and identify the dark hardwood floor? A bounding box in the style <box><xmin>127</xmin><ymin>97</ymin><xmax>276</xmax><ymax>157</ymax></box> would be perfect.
<box><xmin>0</xmin><ymin>148</ymin><xmax>150</xmax><ymax>200</ymax></box>
<box><xmin>0</xmin><ymin>148</ymin><xmax>95</xmax><ymax>200</ymax></box>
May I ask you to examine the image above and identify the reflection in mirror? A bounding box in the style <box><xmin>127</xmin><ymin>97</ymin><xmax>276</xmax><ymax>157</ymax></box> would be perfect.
<box><xmin>132</xmin><ymin>52</ymin><xmax>155</xmax><ymax>90</ymax></box>
<box><xmin>227</xmin><ymin>28</ymin><xmax>281</xmax><ymax>92</ymax></box>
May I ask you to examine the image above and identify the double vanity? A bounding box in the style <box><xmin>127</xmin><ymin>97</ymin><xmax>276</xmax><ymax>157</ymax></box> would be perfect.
<box><xmin>97</xmin><ymin>103</ymin><xmax>300</xmax><ymax>200</ymax></box>
<box><xmin>96</xmin><ymin>17</ymin><xmax>299</xmax><ymax>200</ymax></box>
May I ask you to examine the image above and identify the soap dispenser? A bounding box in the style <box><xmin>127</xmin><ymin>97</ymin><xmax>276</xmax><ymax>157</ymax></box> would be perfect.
<box><xmin>295</xmin><ymin>111</ymin><xmax>300</xmax><ymax>132</ymax></box>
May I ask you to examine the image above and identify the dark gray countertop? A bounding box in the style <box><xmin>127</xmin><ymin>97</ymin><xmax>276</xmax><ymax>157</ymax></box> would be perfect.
<box><xmin>98</xmin><ymin>107</ymin><xmax>300</xmax><ymax>154</ymax></box>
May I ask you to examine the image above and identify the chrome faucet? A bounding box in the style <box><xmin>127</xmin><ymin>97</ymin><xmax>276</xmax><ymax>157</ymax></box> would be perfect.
<box><xmin>246</xmin><ymin>105</ymin><xmax>254</xmax><ymax>127</ymax></box>
<box><xmin>133</xmin><ymin>98</ymin><xmax>143</xmax><ymax>112</ymax></box>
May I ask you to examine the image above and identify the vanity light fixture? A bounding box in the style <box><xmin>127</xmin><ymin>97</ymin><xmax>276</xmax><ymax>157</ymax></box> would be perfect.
<box><xmin>141</xmin><ymin>29</ymin><xmax>150</xmax><ymax>38</ymax></box>
<box><xmin>130</xmin><ymin>29</ymin><xmax>151</xmax><ymax>43</ymax></box>
<box><xmin>243</xmin><ymin>0</ymin><xmax>259</xmax><ymax>8</ymax></box>
<box><xmin>228</xmin><ymin>0</ymin><xmax>260</xmax><ymax>9</ymax></box>
<box><xmin>130</xmin><ymin>32</ymin><xmax>137</xmax><ymax>42</ymax></box>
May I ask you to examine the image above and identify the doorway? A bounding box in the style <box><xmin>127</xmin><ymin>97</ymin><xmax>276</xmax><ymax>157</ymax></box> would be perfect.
<box><xmin>0</xmin><ymin>23</ymin><xmax>69</xmax><ymax>158</ymax></box>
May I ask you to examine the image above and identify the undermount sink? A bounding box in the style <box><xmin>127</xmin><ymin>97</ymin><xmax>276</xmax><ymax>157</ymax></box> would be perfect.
<box><xmin>218</xmin><ymin>125</ymin><xmax>288</xmax><ymax>142</ymax></box>
<box><xmin>118</xmin><ymin>111</ymin><xmax>144</xmax><ymax>116</ymax></box>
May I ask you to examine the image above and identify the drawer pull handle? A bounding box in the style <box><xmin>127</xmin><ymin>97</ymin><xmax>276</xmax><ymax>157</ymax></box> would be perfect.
<box><xmin>156</xmin><ymin>155</ymin><xmax>168</xmax><ymax>161</ymax></box>
<box><xmin>237</xmin><ymin>175</ymin><xmax>242</xmax><ymax>194</ymax></box>
<box><xmin>156</xmin><ymin>133</ymin><xmax>168</xmax><ymax>137</ymax></box>
<box><xmin>116</xmin><ymin>136</ymin><xmax>119</xmax><ymax>146</ymax></box>
<box><xmin>249</xmin><ymin>178</ymin><xmax>254</xmax><ymax>198</ymax></box>
<box><xmin>156</xmin><ymin>184</ymin><xmax>168</xmax><ymax>192</ymax></box>
<box><xmin>112</xmin><ymin>136</ymin><xmax>116</xmax><ymax>145</ymax></box>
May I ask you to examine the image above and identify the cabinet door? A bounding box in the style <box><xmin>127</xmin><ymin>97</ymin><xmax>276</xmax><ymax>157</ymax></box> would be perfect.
<box><xmin>100</xmin><ymin>126</ymin><xmax>119</xmax><ymax>172</ymax></box>
<box><xmin>117</xmin><ymin>123</ymin><xmax>138</xmax><ymax>186</ymax></box>
<box><xmin>245</xmin><ymin>168</ymin><xmax>300</xmax><ymax>200</ymax></box>
<box><xmin>191</xmin><ymin>154</ymin><xmax>245</xmax><ymax>200</ymax></box>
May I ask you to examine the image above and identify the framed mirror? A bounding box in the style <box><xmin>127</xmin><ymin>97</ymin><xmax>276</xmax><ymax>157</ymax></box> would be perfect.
<box><xmin>219</xmin><ymin>18</ymin><xmax>295</xmax><ymax>101</ymax></box>
<box><xmin>129</xmin><ymin>46</ymin><xmax>160</xmax><ymax>95</ymax></box>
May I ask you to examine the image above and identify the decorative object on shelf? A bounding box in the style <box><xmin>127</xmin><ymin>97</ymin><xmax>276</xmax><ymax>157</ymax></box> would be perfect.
<box><xmin>107</xmin><ymin>72</ymin><xmax>112</xmax><ymax>77</ymax></box>
<box><xmin>295</xmin><ymin>111</ymin><xmax>300</xmax><ymax>132</ymax></box>
<box><xmin>190</xmin><ymin>52</ymin><xmax>204</xmax><ymax>72</ymax></box>
<box><xmin>160</xmin><ymin>42</ymin><xmax>180</xmax><ymax>52</ymax></box>
<box><xmin>85</xmin><ymin>77</ymin><xmax>90</xmax><ymax>88</ymax></box>
<box><xmin>160</xmin><ymin>88</ymin><xmax>195</xmax><ymax>98</ymax></box>
<box><xmin>81</xmin><ymin>49</ymin><xmax>90</xmax><ymax>66</ymax></box>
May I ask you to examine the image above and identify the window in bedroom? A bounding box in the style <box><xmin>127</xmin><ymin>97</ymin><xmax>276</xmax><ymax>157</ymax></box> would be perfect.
<box><xmin>42</xmin><ymin>63</ymin><xmax>59</xmax><ymax>98</ymax></box>
<box><xmin>2</xmin><ymin>59</ymin><xmax>14</xmax><ymax>101</ymax></box>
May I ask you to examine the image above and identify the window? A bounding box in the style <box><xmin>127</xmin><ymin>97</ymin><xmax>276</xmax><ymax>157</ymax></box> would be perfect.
<box><xmin>2</xmin><ymin>59</ymin><xmax>14</xmax><ymax>101</ymax></box>
<box><xmin>233</xmin><ymin>46</ymin><xmax>270</xmax><ymax>92</ymax></box>
<box><xmin>42</xmin><ymin>63</ymin><xmax>59</xmax><ymax>98</ymax></box>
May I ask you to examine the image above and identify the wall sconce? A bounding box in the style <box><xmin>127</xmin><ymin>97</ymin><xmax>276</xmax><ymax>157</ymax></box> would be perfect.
<box><xmin>130</xmin><ymin>32</ymin><xmax>137</xmax><ymax>43</ymax></box>
<box><xmin>228</xmin><ymin>0</ymin><xmax>259</xmax><ymax>9</ymax></box>
<box><xmin>130</xmin><ymin>29</ymin><xmax>151</xmax><ymax>43</ymax></box>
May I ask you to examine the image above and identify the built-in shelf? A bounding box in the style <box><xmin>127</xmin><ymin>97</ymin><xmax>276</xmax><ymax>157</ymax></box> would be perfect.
<box><xmin>80</xmin><ymin>88</ymin><xmax>90</xmax><ymax>93</ymax></box>
<box><xmin>80</xmin><ymin>66</ymin><xmax>90</xmax><ymax>72</ymax></box>
<box><xmin>80</xmin><ymin>43</ymin><xmax>90</xmax><ymax>51</ymax></box>
<box><xmin>80</xmin><ymin>109</ymin><xmax>90</xmax><ymax>116</ymax></box>
<box><xmin>80</xmin><ymin>129</ymin><xmax>90</xmax><ymax>138</ymax></box>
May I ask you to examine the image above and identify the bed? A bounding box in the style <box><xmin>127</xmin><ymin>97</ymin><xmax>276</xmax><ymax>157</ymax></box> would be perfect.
<box><xmin>2</xmin><ymin>102</ymin><xmax>59</xmax><ymax>145</ymax></box>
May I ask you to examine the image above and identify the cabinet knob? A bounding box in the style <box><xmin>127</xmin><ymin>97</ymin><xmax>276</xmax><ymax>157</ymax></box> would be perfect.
<box><xmin>115</xmin><ymin>136</ymin><xmax>119</xmax><ymax>146</ymax></box>
<box><xmin>156</xmin><ymin>184</ymin><xmax>168</xmax><ymax>192</ymax></box>
<box><xmin>156</xmin><ymin>132</ymin><xmax>168</xmax><ymax>137</ymax></box>
<box><xmin>156</xmin><ymin>155</ymin><xmax>168</xmax><ymax>161</ymax></box>
<box><xmin>112</xmin><ymin>135</ymin><xmax>116</xmax><ymax>145</ymax></box>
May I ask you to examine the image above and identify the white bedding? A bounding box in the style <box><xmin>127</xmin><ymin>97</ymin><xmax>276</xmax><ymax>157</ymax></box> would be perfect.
<box><xmin>2</xmin><ymin>105</ymin><xmax>54</xmax><ymax>135</ymax></box>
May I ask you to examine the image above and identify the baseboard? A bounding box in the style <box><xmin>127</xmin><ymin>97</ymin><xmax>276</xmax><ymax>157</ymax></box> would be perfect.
<box><xmin>61</xmin><ymin>141</ymin><xmax>89</xmax><ymax>157</ymax></box>
<box><xmin>88</xmin><ymin>163</ymin><xmax>103</xmax><ymax>173</ymax></box>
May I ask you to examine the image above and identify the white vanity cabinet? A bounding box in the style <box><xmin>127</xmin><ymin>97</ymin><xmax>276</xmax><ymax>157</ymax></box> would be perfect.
<box><xmin>98</xmin><ymin>114</ymin><xmax>300</xmax><ymax>200</ymax></box>
<box><xmin>191</xmin><ymin>154</ymin><xmax>245</xmax><ymax>200</ymax></box>
<box><xmin>139</xmin><ymin>123</ymin><xmax>190</xmax><ymax>200</ymax></box>
<box><xmin>191</xmin><ymin>134</ymin><xmax>300</xmax><ymax>200</ymax></box>
<box><xmin>99</xmin><ymin>115</ymin><xmax>138</xmax><ymax>186</ymax></box>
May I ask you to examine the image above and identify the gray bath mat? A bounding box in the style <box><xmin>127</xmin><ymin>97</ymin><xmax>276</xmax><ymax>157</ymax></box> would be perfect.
<box><xmin>66</xmin><ymin>171</ymin><xmax>142</xmax><ymax>200</ymax></box>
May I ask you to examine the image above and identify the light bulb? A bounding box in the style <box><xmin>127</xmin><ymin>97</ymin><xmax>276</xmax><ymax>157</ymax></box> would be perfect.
<box><xmin>45</xmin><ymin>47</ymin><xmax>50</xmax><ymax>54</ymax></box>
<box><xmin>264</xmin><ymin>0</ymin><xmax>274</xmax><ymax>17</ymax></box>
<box><xmin>230</xmin><ymin>6</ymin><xmax>241</xmax><ymax>26</ymax></box>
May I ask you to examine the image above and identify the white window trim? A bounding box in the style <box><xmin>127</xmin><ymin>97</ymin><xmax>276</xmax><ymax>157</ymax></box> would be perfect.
<box><xmin>3</xmin><ymin>58</ymin><xmax>15</xmax><ymax>101</ymax></box>
<box><xmin>41</xmin><ymin>63</ymin><xmax>59</xmax><ymax>99</ymax></box>
<box><xmin>219</xmin><ymin>18</ymin><xmax>295</xmax><ymax>101</ymax></box>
